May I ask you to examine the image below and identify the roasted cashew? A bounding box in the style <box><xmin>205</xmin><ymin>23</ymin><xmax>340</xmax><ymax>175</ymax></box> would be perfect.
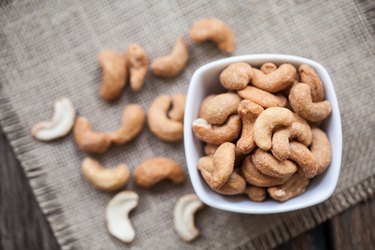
<box><xmin>311</xmin><ymin>128</ymin><xmax>332</xmax><ymax>175</ymax></box>
<box><xmin>236</xmin><ymin>100</ymin><xmax>264</xmax><ymax>154</ymax></box>
<box><xmin>237</xmin><ymin>86</ymin><xmax>287</xmax><ymax>108</ymax></box>
<box><xmin>216</xmin><ymin>170</ymin><xmax>246</xmax><ymax>195</ymax></box>
<box><xmin>125</xmin><ymin>44</ymin><xmax>148</xmax><ymax>92</ymax></box>
<box><xmin>81</xmin><ymin>157</ymin><xmax>130</xmax><ymax>191</ymax></box>
<box><xmin>151</xmin><ymin>36</ymin><xmax>189</xmax><ymax>78</ymax></box>
<box><xmin>98</xmin><ymin>49</ymin><xmax>127</xmax><ymax>101</ymax></box>
<box><xmin>203</xmin><ymin>144</ymin><xmax>218</xmax><ymax>156</ymax></box>
<box><xmin>299</xmin><ymin>64</ymin><xmax>325</xmax><ymax>102</ymax></box>
<box><xmin>168</xmin><ymin>93</ymin><xmax>186</xmax><ymax>123</ymax></box>
<box><xmin>32</xmin><ymin>97</ymin><xmax>76</xmax><ymax>141</ymax></box>
<box><xmin>289</xmin><ymin>83</ymin><xmax>332</xmax><ymax>122</ymax></box>
<box><xmin>134</xmin><ymin>157</ymin><xmax>186</xmax><ymax>188</ymax></box>
<box><xmin>219</xmin><ymin>62</ymin><xmax>252</xmax><ymax>90</ymax></box>
<box><xmin>253</xmin><ymin>107</ymin><xmax>294</xmax><ymax>151</ymax></box>
<box><xmin>106</xmin><ymin>191</ymin><xmax>138</xmax><ymax>243</ymax></box>
<box><xmin>192</xmin><ymin>115</ymin><xmax>241</xmax><ymax>145</ymax></box>
<box><xmin>212</xmin><ymin>142</ymin><xmax>236</xmax><ymax>189</ymax></box>
<box><xmin>289</xmin><ymin>141</ymin><xmax>318</xmax><ymax>178</ymax></box>
<box><xmin>199</xmin><ymin>93</ymin><xmax>241</xmax><ymax>125</ymax></box>
<box><xmin>189</xmin><ymin>18</ymin><xmax>235</xmax><ymax>53</ymax></box>
<box><xmin>260</xmin><ymin>62</ymin><xmax>277</xmax><ymax>74</ymax></box>
<box><xmin>244</xmin><ymin>186</ymin><xmax>266</xmax><ymax>202</ymax></box>
<box><xmin>174</xmin><ymin>194</ymin><xmax>204</xmax><ymax>242</ymax></box>
<box><xmin>251</xmin><ymin>63</ymin><xmax>297</xmax><ymax>93</ymax></box>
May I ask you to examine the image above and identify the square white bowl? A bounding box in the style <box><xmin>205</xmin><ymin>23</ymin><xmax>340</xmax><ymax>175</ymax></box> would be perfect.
<box><xmin>184</xmin><ymin>54</ymin><xmax>342</xmax><ymax>214</ymax></box>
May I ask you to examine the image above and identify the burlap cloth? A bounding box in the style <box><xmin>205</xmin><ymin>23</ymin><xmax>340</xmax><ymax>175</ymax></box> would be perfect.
<box><xmin>1</xmin><ymin>0</ymin><xmax>374</xmax><ymax>249</ymax></box>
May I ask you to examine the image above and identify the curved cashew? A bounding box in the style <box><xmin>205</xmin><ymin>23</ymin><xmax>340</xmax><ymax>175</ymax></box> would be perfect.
<box><xmin>147</xmin><ymin>95</ymin><xmax>183</xmax><ymax>142</ymax></box>
<box><xmin>151</xmin><ymin>36</ymin><xmax>189</xmax><ymax>78</ymax></box>
<box><xmin>212</xmin><ymin>142</ymin><xmax>236</xmax><ymax>189</ymax></box>
<box><xmin>271</xmin><ymin>113</ymin><xmax>312</xmax><ymax>161</ymax></box>
<box><xmin>253</xmin><ymin>107</ymin><xmax>294</xmax><ymax>150</ymax></box>
<box><xmin>125</xmin><ymin>44</ymin><xmax>148</xmax><ymax>92</ymax></box>
<box><xmin>251</xmin><ymin>63</ymin><xmax>297</xmax><ymax>93</ymax></box>
<box><xmin>189</xmin><ymin>18</ymin><xmax>235</xmax><ymax>53</ymax></box>
<box><xmin>168</xmin><ymin>93</ymin><xmax>186</xmax><ymax>123</ymax></box>
<box><xmin>192</xmin><ymin>115</ymin><xmax>241</xmax><ymax>145</ymax></box>
<box><xmin>98</xmin><ymin>49</ymin><xmax>127</xmax><ymax>101</ymax></box>
<box><xmin>81</xmin><ymin>157</ymin><xmax>130</xmax><ymax>191</ymax></box>
<box><xmin>203</xmin><ymin>144</ymin><xmax>218</xmax><ymax>156</ymax></box>
<box><xmin>219</xmin><ymin>63</ymin><xmax>252</xmax><ymax>90</ymax></box>
<box><xmin>299</xmin><ymin>64</ymin><xmax>325</xmax><ymax>102</ymax></box>
<box><xmin>134</xmin><ymin>157</ymin><xmax>186</xmax><ymax>188</ymax></box>
<box><xmin>244</xmin><ymin>186</ymin><xmax>266</xmax><ymax>202</ymax></box>
<box><xmin>260</xmin><ymin>62</ymin><xmax>277</xmax><ymax>74</ymax></box>
<box><xmin>236</xmin><ymin>100</ymin><xmax>264</xmax><ymax>154</ymax></box>
<box><xmin>216</xmin><ymin>170</ymin><xmax>246</xmax><ymax>195</ymax></box>
<box><xmin>252</xmin><ymin>149</ymin><xmax>298</xmax><ymax>178</ymax></box>
<box><xmin>106</xmin><ymin>191</ymin><xmax>138</xmax><ymax>243</ymax></box>
<box><xmin>32</xmin><ymin>98</ymin><xmax>76</xmax><ymax>141</ymax></box>
<box><xmin>289</xmin><ymin>83</ymin><xmax>332</xmax><ymax>122</ymax></box>
<box><xmin>74</xmin><ymin>117</ymin><xmax>111</xmax><ymax>154</ymax></box>
<box><xmin>311</xmin><ymin>128</ymin><xmax>332</xmax><ymax>175</ymax></box>
<box><xmin>199</xmin><ymin>93</ymin><xmax>241</xmax><ymax>125</ymax></box>
<box><xmin>238</xmin><ymin>86</ymin><xmax>287</xmax><ymax>108</ymax></box>
<box><xmin>174</xmin><ymin>194</ymin><xmax>204</xmax><ymax>242</ymax></box>
<box><xmin>289</xmin><ymin>141</ymin><xmax>318</xmax><ymax>178</ymax></box>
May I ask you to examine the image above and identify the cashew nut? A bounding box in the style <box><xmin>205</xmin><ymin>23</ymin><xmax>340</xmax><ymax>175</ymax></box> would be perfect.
<box><xmin>81</xmin><ymin>157</ymin><xmax>130</xmax><ymax>191</ymax></box>
<box><xmin>151</xmin><ymin>36</ymin><xmax>189</xmax><ymax>78</ymax></box>
<box><xmin>299</xmin><ymin>64</ymin><xmax>325</xmax><ymax>102</ymax></box>
<box><xmin>236</xmin><ymin>100</ymin><xmax>264</xmax><ymax>154</ymax></box>
<box><xmin>212</xmin><ymin>142</ymin><xmax>236</xmax><ymax>189</ymax></box>
<box><xmin>32</xmin><ymin>97</ymin><xmax>76</xmax><ymax>141</ymax></box>
<box><xmin>260</xmin><ymin>62</ymin><xmax>277</xmax><ymax>74</ymax></box>
<box><xmin>237</xmin><ymin>86</ymin><xmax>287</xmax><ymax>108</ymax></box>
<box><xmin>219</xmin><ymin>63</ymin><xmax>252</xmax><ymax>90</ymax></box>
<box><xmin>125</xmin><ymin>44</ymin><xmax>148</xmax><ymax>92</ymax></box>
<box><xmin>216</xmin><ymin>170</ymin><xmax>246</xmax><ymax>195</ymax></box>
<box><xmin>106</xmin><ymin>191</ymin><xmax>138</xmax><ymax>243</ymax></box>
<box><xmin>192</xmin><ymin>115</ymin><xmax>241</xmax><ymax>145</ymax></box>
<box><xmin>98</xmin><ymin>49</ymin><xmax>127</xmax><ymax>101</ymax></box>
<box><xmin>244</xmin><ymin>186</ymin><xmax>266</xmax><ymax>202</ymax></box>
<box><xmin>199</xmin><ymin>93</ymin><xmax>241</xmax><ymax>125</ymax></box>
<box><xmin>147</xmin><ymin>95</ymin><xmax>183</xmax><ymax>142</ymax></box>
<box><xmin>289</xmin><ymin>141</ymin><xmax>318</xmax><ymax>178</ymax></box>
<box><xmin>253</xmin><ymin>107</ymin><xmax>294</xmax><ymax>151</ymax></box>
<box><xmin>252</xmin><ymin>149</ymin><xmax>298</xmax><ymax>178</ymax></box>
<box><xmin>189</xmin><ymin>18</ymin><xmax>235</xmax><ymax>53</ymax></box>
<box><xmin>289</xmin><ymin>83</ymin><xmax>332</xmax><ymax>122</ymax></box>
<box><xmin>251</xmin><ymin>63</ymin><xmax>297</xmax><ymax>93</ymax></box>
<box><xmin>168</xmin><ymin>93</ymin><xmax>186</xmax><ymax>123</ymax></box>
<box><xmin>134</xmin><ymin>157</ymin><xmax>186</xmax><ymax>188</ymax></box>
<box><xmin>203</xmin><ymin>144</ymin><xmax>218</xmax><ymax>156</ymax></box>
<box><xmin>311</xmin><ymin>128</ymin><xmax>332</xmax><ymax>175</ymax></box>
<box><xmin>174</xmin><ymin>194</ymin><xmax>204</xmax><ymax>242</ymax></box>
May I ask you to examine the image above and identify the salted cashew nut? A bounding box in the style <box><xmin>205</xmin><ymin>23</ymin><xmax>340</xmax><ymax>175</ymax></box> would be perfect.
<box><xmin>299</xmin><ymin>64</ymin><xmax>325</xmax><ymax>102</ymax></box>
<box><xmin>237</xmin><ymin>86</ymin><xmax>287</xmax><ymax>108</ymax></box>
<box><xmin>260</xmin><ymin>62</ymin><xmax>277</xmax><ymax>74</ymax></box>
<box><xmin>189</xmin><ymin>18</ymin><xmax>235</xmax><ymax>53</ymax></box>
<box><xmin>168</xmin><ymin>93</ymin><xmax>186</xmax><ymax>123</ymax></box>
<box><xmin>125</xmin><ymin>44</ymin><xmax>148</xmax><ymax>92</ymax></box>
<box><xmin>106</xmin><ymin>191</ymin><xmax>138</xmax><ymax>243</ymax></box>
<box><xmin>147</xmin><ymin>95</ymin><xmax>183</xmax><ymax>142</ymax></box>
<box><xmin>216</xmin><ymin>170</ymin><xmax>246</xmax><ymax>195</ymax></box>
<box><xmin>251</xmin><ymin>63</ymin><xmax>297</xmax><ymax>93</ymax></box>
<box><xmin>253</xmin><ymin>107</ymin><xmax>294</xmax><ymax>150</ymax></box>
<box><xmin>81</xmin><ymin>157</ymin><xmax>130</xmax><ymax>191</ymax></box>
<box><xmin>151</xmin><ymin>36</ymin><xmax>189</xmax><ymax>78</ymax></box>
<box><xmin>174</xmin><ymin>194</ymin><xmax>204</xmax><ymax>242</ymax></box>
<box><xmin>244</xmin><ymin>186</ymin><xmax>266</xmax><ymax>202</ymax></box>
<box><xmin>236</xmin><ymin>100</ymin><xmax>264</xmax><ymax>154</ymax></box>
<box><xmin>192</xmin><ymin>115</ymin><xmax>241</xmax><ymax>145</ymax></box>
<box><xmin>252</xmin><ymin>149</ymin><xmax>298</xmax><ymax>178</ymax></box>
<box><xmin>32</xmin><ymin>97</ymin><xmax>76</xmax><ymax>141</ymax></box>
<box><xmin>212</xmin><ymin>142</ymin><xmax>236</xmax><ymax>189</ymax></box>
<box><xmin>311</xmin><ymin>128</ymin><xmax>332</xmax><ymax>175</ymax></box>
<box><xmin>199</xmin><ymin>93</ymin><xmax>241</xmax><ymax>125</ymax></box>
<box><xmin>219</xmin><ymin>63</ymin><xmax>252</xmax><ymax>90</ymax></box>
<box><xmin>289</xmin><ymin>141</ymin><xmax>318</xmax><ymax>178</ymax></box>
<box><xmin>134</xmin><ymin>157</ymin><xmax>186</xmax><ymax>188</ymax></box>
<box><xmin>289</xmin><ymin>83</ymin><xmax>332</xmax><ymax>122</ymax></box>
<box><xmin>203</xmin><ymin>144</ymin><xmax>218</xmax><ymax>156</ymax></box>
<box><xmin>99</xmin><ymin>49</ymin><xmax>127</xmax><ymax>101</ymax></box>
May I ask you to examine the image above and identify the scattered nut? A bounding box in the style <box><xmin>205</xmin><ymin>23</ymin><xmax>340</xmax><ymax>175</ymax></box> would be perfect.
<box><xmin>299</xmin><ymin>64</ymin><xmax>325</xmax><ymax>102</ymax></box>
<box><xmin>289</xmin><ymin>141</ymin><xmax>318</xmax><ymax>178</ymax></box>
<box><xmin>260</xmin><ymin>62</ymin><xmax>277</xmax><ymax>74</ymax></box>
<box><xmin>220</xmin><ymin>63</ymin><xmax>252</xmax><ymax>90</ymax></box>
<box><xmin>311</xmin><ymin>128</ymin><xmax>332</xmax><ymax>175</ymax></box>
<box><xmin>125</xmin><ymin>44</ymin><xmax>148</xmax><ymax>92</ymax></box>
<box><xmin>244</xmin><ymin>186</ymin><xmax>266</xmax><ymax>202</ymax></box>
<box><xmin>237</xmin><ymin>86</ymin><xmax>287</xmax><ymax>108</ymax></box>
<box><xmin>168</xmin><ymin>93</ymin><xmax>186</xmax><ymax>123</ymax></box>
<box><xmin>203</xmin><ymin>144</ymin><xmax>218</xmax><ymax>156</ymax></box>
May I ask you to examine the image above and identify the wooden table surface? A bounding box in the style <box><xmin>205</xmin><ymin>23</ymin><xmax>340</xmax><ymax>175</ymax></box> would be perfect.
<box><xmin>0</xmin><ymin>128</ymin><xmax>374</xmax><ymax>250</ymax></box>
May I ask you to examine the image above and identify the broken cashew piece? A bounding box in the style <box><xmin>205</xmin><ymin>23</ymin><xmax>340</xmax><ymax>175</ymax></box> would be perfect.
<box><xmin>260</xmin><ymin>62</ymin><xmax>277</xmax><ymax>74</ymax></box>
<box><xmin>189</xmin><ymin>18</ymin><xmax>235</xmax><ymax>53</ymax></box>
<box><xmin>168</xmin><ymin>93</ymin><xmax>186</xmax><ymax>123</ymax></box>
<box><xmin>220</xmin><ymin>63</ymin><xmax>252</xmax><ymax>90</ymax></box>
<box><xmin>244</xmin><ymin>186</ymin><xmax>266</xmax><ymax>202</ymax></box>
<box><xmin>81</xmin><ymin>157</ymin><xmax>130</xmax><ymax>191</ymax></box>
<box><xmin>32</xmin><ymin>97</ymin><xmax>76</xmax><ymax>141</ymax></box>
<box><xmin>174</xmin><ymin>194</ymin><xmax>204</xmax><ymax>242</ymax></box>
<box><xmin>237</xmin><ymin>86</ymin><xmax>287</xmax><ymax>108</ymax></box>
<box><xmin>299</xmin><ymin>64</ymin><xmax>325</xmax><ymax>102</ymax></box>
<box><xmin>106</xmin><ymin>191</ymin><xmax>138</xmax><ymax>243</ymax></box>
<box><xmin>134</xmin><ymin>157</ymin><xmax>186</xmax><ymax>188</ymax></box>
<box><xmin>311</xmin><ymin>128</ymin><xmax>332</xmax><ymax>175</ymax></box>
<box><xmin>151</xmin><ymin>36</ymin><xmax>189</xmax><ymax>78</ymax></box>
<box><xmin>125</xmin><ymin>44</ymin><xmax>148</xmax><ymax>92</ymax></box>
<box><xmin>289</xmin><ymin>141</ymin><xmax>318</xmax><ymax>178</ymax></box>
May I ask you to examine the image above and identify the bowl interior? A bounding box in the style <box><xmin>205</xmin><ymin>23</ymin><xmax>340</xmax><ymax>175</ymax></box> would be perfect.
<box><xmin>184</xmin><ymin>54</ymin><xmax>342</xmax><ymax>214</ymax></box>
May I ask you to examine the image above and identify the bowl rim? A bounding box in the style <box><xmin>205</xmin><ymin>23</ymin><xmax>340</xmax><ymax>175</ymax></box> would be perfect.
<box><xmin>184</xmin><ymin>54</ymin><xmax>342</xmax><ymax>214</ymax></box>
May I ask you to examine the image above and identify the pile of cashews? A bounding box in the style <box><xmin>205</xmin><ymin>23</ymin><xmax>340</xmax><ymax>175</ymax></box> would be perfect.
<box><xmin>193</xmin><ymin>62</ymin><xmax>332</xmax><ymax>202</ymax></box>
<box><xmin>31</xmin><ymin>18</ymin><xmax>236</xmax><ymax>243</ymax></box>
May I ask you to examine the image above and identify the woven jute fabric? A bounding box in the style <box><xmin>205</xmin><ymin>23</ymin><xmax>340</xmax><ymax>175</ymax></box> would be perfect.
<box><xmin>1</xmin><ymin>0</ymin><xmax>374</xmax><ymax>249</ymax></box>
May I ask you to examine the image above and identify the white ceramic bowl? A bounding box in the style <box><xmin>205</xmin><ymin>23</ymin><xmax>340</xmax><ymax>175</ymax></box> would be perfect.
<box><xmin>184</xmin><ymin>54</ymin><xmax>342</xmax><ymax>214</ymax></box>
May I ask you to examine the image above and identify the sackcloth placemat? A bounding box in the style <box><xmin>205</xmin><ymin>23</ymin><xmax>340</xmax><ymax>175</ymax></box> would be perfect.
<box><xmin>1</xmin><ymin>0</ymin><xmax>374</xmax><ymax>249</ymax></box>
